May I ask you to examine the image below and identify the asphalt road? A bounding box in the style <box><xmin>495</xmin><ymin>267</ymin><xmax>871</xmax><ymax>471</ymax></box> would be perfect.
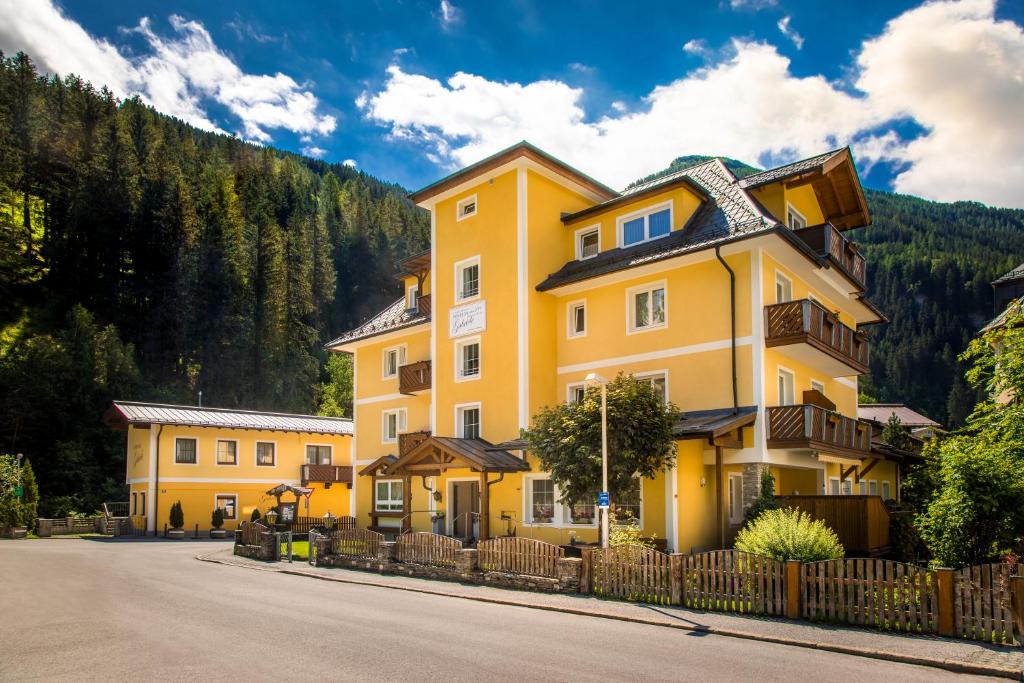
<box><xmin>0</xmin><ymin>539</ymin><xmax>1001</xmax><ymax>682</ymax></box>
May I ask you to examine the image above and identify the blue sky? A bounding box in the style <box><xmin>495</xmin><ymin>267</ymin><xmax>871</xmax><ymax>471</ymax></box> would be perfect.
<box><xmin>2</xmin><ymin>0</ymin><xmax>1024</xmax><ymax>206</ymax></box>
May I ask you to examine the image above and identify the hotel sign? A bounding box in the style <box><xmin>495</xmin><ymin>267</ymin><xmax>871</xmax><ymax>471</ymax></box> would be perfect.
<box><xmin>449</xmin><ymin>300</ymin><xmax>486</xmax><ymax>338</ymax></box>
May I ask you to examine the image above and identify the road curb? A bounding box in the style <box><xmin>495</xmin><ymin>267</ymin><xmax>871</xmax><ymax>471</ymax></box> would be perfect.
<box><xmin>196</xmin><ymin>551</ymin><xmax>1023</xmax><ymax>680</ymax></box>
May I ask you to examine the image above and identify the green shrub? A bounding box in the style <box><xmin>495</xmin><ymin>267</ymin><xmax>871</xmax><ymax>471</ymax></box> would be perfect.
<box><xmin>735</xmin><ymin>508</ymin><xmax>844</xmax><ymax>562</ymax></box>
<box><xmin>743</xmin><ymin>470</ymin><xmax>779</xmax><ymax>526</ymax></box>
<box><xmin>250</xmin><ymin>508</ymin><xmax>261</xmax><ymax>522</ymax></box>
<box><xmin>608</xmin><ymin>511</ymin><xmax>653</xmax><ymax>548</ymax></box>
<box><xmin>169</xmin><ymin>501</ymin><xmax>184</xmax><ymax>530</ymax></box>
<box><xmin>211</xmin><ymin>508</ymin><xmax>225</xmax><ymax>529</ymax></box>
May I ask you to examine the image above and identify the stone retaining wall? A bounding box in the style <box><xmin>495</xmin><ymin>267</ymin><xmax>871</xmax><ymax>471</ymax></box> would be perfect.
<box><xmin>233</xmin><ymin>529</ymin><xmax>280</xmax><ymax>561</ymax></box>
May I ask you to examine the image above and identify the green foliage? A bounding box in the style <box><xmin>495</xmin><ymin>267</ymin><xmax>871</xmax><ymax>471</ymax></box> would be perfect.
<box><xmin>0</xmin><ymin>454</ymin><xmax>37</xmax><ymax>529</ymax></box>
<box><xmin>19</xmin><ymin>459</ymin><xmax>38</xmax><ymax>531</ymax></box>
<box><xmin>523</xmin><ymin>373</ymin><xmax>676</xmax><ymax>507</ymax></box>
<box><xmin>743</xmin><ymin>470</ymin><xmax>780</xmax><ymax>525</ymax></box>
<box><xmin>211</xmin><ymin>507</ymin><xmax>225</xmax><ymax>529</ymax></box>
<box><xmin>608</xmin><ymin>511</ymin><xmax>653</xmax><ymax>548</ymax></box>
<box><xmin>169</xmin><ymin>501</ymin><xmax>184</xmax><ymax>530</ymax></box>
<box><xmin>881</xmin><ymin>414</ymin><xmax>915</xmax><ymax>453</ymax></box>
<box><xmin>250</xmin><ymin>508</ymin><xmax>262</xmax><ymax>522</ymax></box>
<box><xmin>317</xmin><ymin>353</ymin><xmax>353</xmax><ymax>418</ymax></box>
<box><xmin>735</xmin><ymin>508</ymin><xmax>845</xmax><ymax>562</ymax></box>
<box><xmin>887</xmin><ymin>503</ymin><xmax>927</xmax><ymax>564</ymax></box>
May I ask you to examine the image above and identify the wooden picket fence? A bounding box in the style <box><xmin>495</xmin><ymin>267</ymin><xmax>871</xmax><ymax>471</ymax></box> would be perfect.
<box><xmin>478</xmin><ymin>537</ymin><xmax>565</xmax><ymax>578</ymax></box>
<box><xmin>802</xmin><ymin>559</ymin><xmax>937</xmax><ymax>633</ymax></box>
<box><xmin>239</xmin><ymin>521</ymin><xmax>268</xmax><ymax>546</ymax></box>
<box><xmin>681</xmin><ymin>550</ymin><xmax>786</xmax><ymax>615</ymax></box>
<box><xmin>591</xmin><ymin>544</ymin><xmax>673</xmax><ymax>605</ymax></box>
<box><xmin>395</xmin><ymin>531</ymin><xmax>463</xmax><ymax>568</ymax></box>
<box><xmin>955</xmin><ymin>563</ymin><xmax>1016</xmax><ymax>644</ymax></box>
<box><xmin>329</xmin><ymin>528</ymin><xmax>383</xmax><ymax>559</ymax></box>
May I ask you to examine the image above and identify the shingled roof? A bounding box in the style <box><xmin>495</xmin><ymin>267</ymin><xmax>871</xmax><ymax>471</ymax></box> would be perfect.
<box><xmin>325</xmin><ymin>297</ymin><xmax>429</xmax><ymax>348</ymax></box>
<box><xmin>737</xmin><ymin>148</ymin><xmax>846</xmax><ymax>189</ymax></box>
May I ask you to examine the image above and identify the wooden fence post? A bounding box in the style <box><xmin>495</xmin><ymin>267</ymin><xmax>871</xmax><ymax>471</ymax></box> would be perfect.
<box><xmin>670</xmin><ymin>553</ymin><xmax>683</xmax><ymax>605</ymax></box>
<box><xmin>579</xmin><ymin>548</ymin><xmax>593</xmax><ymax>595</ymax></box>
<box><xmin>785</xmin><ymin>561</ymin><xmax>801</xmax><ymax>619</ymax></box>
<box><xmin>935</xmin><ymin>567</ymin><xmax>955</xmax><ymax>637</ymax></box>
<box><xmin>1010</xmin><ymin>575</ymin><xmax>1024</xmax><ymax>645</ymax></box>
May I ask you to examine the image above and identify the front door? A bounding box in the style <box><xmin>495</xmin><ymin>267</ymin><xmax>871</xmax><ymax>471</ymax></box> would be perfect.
<box><xmin>728</xmin><ymin>474</ymin><xmax>744</xmax><ymax>526</ymax></box>
<box><xmin>451</xmin><ymin>481</ymin><xmax>480</xmax><ymax>539</ymax></box>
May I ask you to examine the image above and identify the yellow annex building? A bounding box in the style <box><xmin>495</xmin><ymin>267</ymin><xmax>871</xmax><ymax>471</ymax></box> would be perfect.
<box><xmin>325</xmin><ymin>141</ymin><xmax>900</xmax><ymax>554</ymax></box>
<box><xmin>105</xmin><ymin>402</ymin><xmax>353</xmax><ymax>533</ymax></box>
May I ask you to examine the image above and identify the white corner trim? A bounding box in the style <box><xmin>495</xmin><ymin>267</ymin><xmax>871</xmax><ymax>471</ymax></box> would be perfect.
<box><xmin>430</xmin><ymin>212</ymin><xmax>437</xmax><ymax>435</ymax></box>
<box><xmin>517</xmin><ymin>166</ymin><xmax>529</xmax><ymax>430</ymax></box>
<box><xmin>354</xmin><ymin>392</ymin><xmax>408</xmax><ymax>406</ymax></box>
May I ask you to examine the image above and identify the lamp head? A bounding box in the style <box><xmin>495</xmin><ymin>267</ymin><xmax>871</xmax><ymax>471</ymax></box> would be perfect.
<box><xmin>584</xmin><ymin>372</ymin><xmax>609</xmax><ymax>386</ymax></box>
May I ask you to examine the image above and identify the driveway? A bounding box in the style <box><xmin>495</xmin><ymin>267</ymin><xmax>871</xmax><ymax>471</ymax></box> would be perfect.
<box><xmin>0</xmin><ymin>538</ymin><xmax>1005</xmax><ymax>681</ymax></box>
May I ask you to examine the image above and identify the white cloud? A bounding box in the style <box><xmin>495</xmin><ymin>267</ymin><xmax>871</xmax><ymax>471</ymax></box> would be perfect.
<box><xmin>610</xmin><ymin>100</ymin><xmax>628</xmax><ymax>113</ymax></box>
<box><xmin>568</xmin><ymin>62</ymin><xmax>595</xmax><ymax>74</ymax></box>
<box><xmin>342</xmin><ymin>159</ymin><xmax>357</xmax><ymax>168</ymax></box>
<box><xmin>777</xmin><ymin>16</ymin><xmax>804</xmax><ymax>50</ymax></box>
<box><xmin>439</xmin><ymin>0</ymin><xmax>461</xmax><ymax>29</ymax></box>
<box><xmin>682</xmin><ymin>39</ymin><xmax>708</xmax><ymax>55</ymax></box>
<box><xmin>302</xmin><ymin>146</ymin><xmax>327</xmax><ymax>158</ymax></box>
<box><xmin>729</xmin><ymin>0</ymin><xmax>778</xmax><ymax>10</ymax></box>
<box><xmin>0</xmin><ymin>0</ymin><xmax>335</xmax><ymax>144</ymax></box>
<box><xmin>362</xmin><ymin>0</ymin><xmax>1024</xmax><ymax>208</ymax></box>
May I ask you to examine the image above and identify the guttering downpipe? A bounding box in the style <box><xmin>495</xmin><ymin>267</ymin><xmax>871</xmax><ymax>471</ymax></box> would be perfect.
<box><xmin>154</xmin><ymin>424</ymin><xmax>164</xmax><ymax>536</ymax></box>
<box><xmin>715</xmin><ymin>246</ymin><xmax>738</xmax><ymax>414</ymax></box>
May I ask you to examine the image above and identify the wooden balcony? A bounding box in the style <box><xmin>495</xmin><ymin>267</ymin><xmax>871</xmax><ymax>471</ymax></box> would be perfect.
<box><xmin>764</xmin><ymin>299</ymin><xmax>869</xmax><ymax>376</ymax></box>
<box><xmin>399</xmin><ymin>430</ymin><xmax>431</xmax><ymax>456</ymax></box>
<box><xmin>776</xmin><ymin>495</ymin><xmax>890</xmax><ymax>556</ymax></box>
<box><xmin>301</xmin><ymin>464</ymin><xmax>353</xmax><ymax>487</ymax></box>
<box><xmin>767</xmin><ymin>404</ymin><xmax>872</xmax><ymax>459</ymax></box>
<box><xmin>792</xmin><ymin>222</ymin><xmax>866</xmax><ymax>291</ymax></box>
<box><xmin>399</xmin><ymin>359</ymin><xmax>431</xmax><ymax>394</ymax></box>
<box><xmin>413</xmin><ymin>293</ymin><xmax>431</xmax><ymax>316</ymax></box>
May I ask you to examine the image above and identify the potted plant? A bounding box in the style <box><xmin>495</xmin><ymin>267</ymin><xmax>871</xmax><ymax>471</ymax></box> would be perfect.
<box><xmin>167</xmin><ymin>501</ymin><xmax>185</xmax><ymax>538</ymax></box>
<box><xmin>210</xmin><ymin>508</ymin><xmax>226</xmax><ymax>539</ymax></box>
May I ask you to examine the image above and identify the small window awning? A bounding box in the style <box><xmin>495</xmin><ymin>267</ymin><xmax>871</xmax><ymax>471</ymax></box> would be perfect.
<box><xmin>673</xmin><ymin>406</ymin><xmax>758</xmax><ymax>440</ymax></box>
<box><xmin>371</xmin><ymin>436</ymin><xmax>531</xmax><ymax>477</ymax></box>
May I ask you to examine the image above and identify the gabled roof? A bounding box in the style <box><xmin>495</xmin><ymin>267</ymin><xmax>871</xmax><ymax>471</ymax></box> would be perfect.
<box><xmin>737</xmin><ymin>148</ymin><xmax>846</xmax><ymax>189</ymax></box>
<box><xmin>105</xmin><ymin>401</ymin><xmax>353</xmax><ymax>435</ymax></box>
<box><xmin>383</xmin><ymin>436</ymin><xmax>530</xmax><ymax>475</ymax></box>
<box><xmin>857</xmin><ymin>403</ymin><xmax>941</xmax><ymax>429</ymax></box>
<box><xmin>325</xmin><ymin>297</ymin><xmax>428</xmax><ymax>349</ymax></box>
<box><xmin>992</xmin><ymin>262</ymin><xmax>1024</xmax><ymax>285</ymax></box>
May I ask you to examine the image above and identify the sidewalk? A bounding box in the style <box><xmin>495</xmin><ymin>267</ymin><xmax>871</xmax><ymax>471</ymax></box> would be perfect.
<box><xmin>198</xmin><ymin>548</ymin><xmax>1024</xmax><ymax>680</ymax></box>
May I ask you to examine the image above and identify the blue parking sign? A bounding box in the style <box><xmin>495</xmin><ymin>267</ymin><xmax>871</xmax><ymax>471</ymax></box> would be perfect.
<box><xmin>597</xmin><ymin>491</ymin><xmax>609</xmax><ymax>508</ymax></box>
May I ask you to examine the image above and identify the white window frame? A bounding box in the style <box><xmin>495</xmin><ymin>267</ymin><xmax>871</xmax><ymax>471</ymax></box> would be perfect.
<box><xmin>777</xmin><ymin>366</ymin><xmax>796</xmax><ymax>405</ymax></box>
<box><xmin>456</xmin><ymin>194</ymin><xmax>477</xmax><ymax>221</ymax></box>
<box><xmin>616</xmin><ymin>200</ymin><xmax>673</xmax><ymax>248</ymax></box>
<box><xmin>255</xmin><ymin>441</ymin><xmax>276</xmax><ymax>467</ymax></box>
<box><xmin>375</xmin><ymin>479</ymin><xmax>405</xmax><ymax>512</ymax></box>
<box><xmin>454</xmin><ymin>255</ymin><xmax>481</xmax><ymax>303</ymax></box>
<box><xmin>575</xmin><ymin>224</ymin><xmax>601</xmax><ymax>260</ymax></box>
<box><xmin>215</xmin><ymin>438</ymin><xmax>239</xmax><ymax>467</ymax></box>
<box><xmin>455</xmin><ymin>402</ymin><xmax>482</xmax><ymax>440</ymax></box>
<box><xmin>868</xmin><ymin>479</ymin><xmax>878</xmax><ymax>496</ymax></box>
<box><xmin>810</xmin><ymin>379</ymin><xmax>826</xmax><ymax>395</ymax></box>
<box><xmin>214</xmin><ymin>493</ymin><xmax>238</xmax><ymax>521</ymax></box>
<box><xmin>626</xmin><ymin>280</ymin><xmax>668</xmax><ymax>334</ymax></box>
<box><xmin>841</xmin><ymin>478</ymin><xmax>853</xmax><ymax>495</ymax></box>
<box><xmin>634</xmin><ymin>370</ymin><xmax>669</xmax><ymax>404</ymax></box>
<box><xmin>857</xmin><ymin>480</ymin><xmax>867</xmax><ymax>495</ymax></box>
<box><xmin>882</xmin><ymin>480</ymin><xmax>892</xmax><ymax>500</ymax></box>
<box><xmin>406</xmin><ymin>283</ymin><xmax>420</xmax><ymax>310</ymax></box>
<box><xmin>381</xmin><ymin>408</ymin><xmax>407</xmax><ymax>444</ymax></box>
<box><xmin>382</xmin><ymin>344</ymin><xmax>406</xmax><ymax>380</ymax></box>
<box><xmin>828</xmin><ymin>476</ymin><xmax>840</xmax><ymax>495</ymax></box>
<box><xmin>522</xmin><ymin>474</ymin><xmax>640</xmax><ymax>529</ymax></box>
<box><xmin>174</xmin><ymin>437</ymin><xmax>198</xmax><ymax>465</ymax></box>
<box><xmin>566</xmin><ymin>382</ymin><xmax>586</xmax><ymax>403</ymax></box>
<box><xmin>786</xmin><ymin>202</ymin><xmax>807</xmax><ymax>230</ymax></box>
<box><xmin>567</xmin><ymin>299</ymin><xmax>587</xmax><ymax>339</ymax></box>
<box><xmin>454</xmin><ymin>335</ymin><xmax>481</xmax><ymax>382</ymax></box>
<box><xmin>775</xmin><ymin>271</ymin><xmax>793</xmax><ymax>303</ymax></box>
<box><xmin>305</xmin><ymin>443</ymin><xmax>333</xmax><ymax>465</ymax></box>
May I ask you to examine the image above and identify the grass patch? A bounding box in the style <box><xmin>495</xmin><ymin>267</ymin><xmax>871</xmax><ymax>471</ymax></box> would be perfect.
<box><xmin>281</xmin><ymin>540</ymin><xmax>309</xmax><ymax>560</ymax></box>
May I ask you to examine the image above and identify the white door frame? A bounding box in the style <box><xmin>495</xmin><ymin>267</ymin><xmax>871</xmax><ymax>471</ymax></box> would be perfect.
<box><xmin>446</xmin><ymin>477</ymin><xmax>480</xmax><ymax>537</ymax></box>
<box><xmin>728</xmin><ymin>473</ymin><xmax>744</xmax><ymax>525</ymax></box>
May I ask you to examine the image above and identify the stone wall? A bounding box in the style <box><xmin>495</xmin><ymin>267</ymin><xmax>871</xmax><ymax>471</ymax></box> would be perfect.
<box><xmin>233</xmin><ymin>529</ymin><xmax>280</xmax><ymax>561</ymax></box>
<box><xmin>741</xmin><ymin>463</ymin><xmax>771</xmax><ymax>513</ymax></box>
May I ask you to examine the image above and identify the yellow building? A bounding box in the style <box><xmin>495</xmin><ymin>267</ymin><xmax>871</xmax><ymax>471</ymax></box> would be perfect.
<box><xmin>327</xmin><ymin>142</ymin><xmax>900</xmax><ymax>554</ymax></box>
<box><xmin>105</xmin><ymin>402</ymin><xmax>353</xmax><ymax>533</ymax></box>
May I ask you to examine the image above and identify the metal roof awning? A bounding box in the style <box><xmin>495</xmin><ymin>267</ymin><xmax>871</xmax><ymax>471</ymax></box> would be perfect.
<box><xmin>374</xmin><ymin>436</ymin><xmax>531</xmax><ymax>477</ymax></box>
<box><xmin>105</xmin><ymin>401</ymin><xmax>353</xmax><ymax>435</ymax></box>
<box><xmin>673</xmin><ymin>406</ymin><xmax>758</xmax><ymax>440</ymax></box>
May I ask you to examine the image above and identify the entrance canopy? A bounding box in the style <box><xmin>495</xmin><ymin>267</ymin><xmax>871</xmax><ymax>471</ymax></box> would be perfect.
<box><xmin>378</xmin><ymin>436</ymin><xmax>530</xmax><ymax>477</ymax></box>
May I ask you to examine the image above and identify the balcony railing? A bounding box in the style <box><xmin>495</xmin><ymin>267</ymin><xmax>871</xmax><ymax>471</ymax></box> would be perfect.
<box><xmin>766</xmin><ymin>404</ymin><xmax>872</xmax><ymax>458</ymax></box>
<box><xmin>399</xmin><ymin>359</ymin><xmax>431</xmax><ymax>394</ymax></box>
<box><xmin>764</xmin><ymin>299</ymin><xmax>869</xmax><ymax>375</ymax></box>
<box><xmin>410</xmin><ymin>293</ymin><xmax>431</xmax><ymax>316</ymax></box>
<box><xmin>399</xmin><ymin>430</ymin><xmax>431</xmax><ymax>456</ymax></box>
<box><xmin>301</xmin><ymin>464</ymin><xmax>354</xmax><ymax>487</ymax></box>
<box><xmin>792</xmin><ymin>223</ymin><xmax>866</xmax><ymax>290</ymax></box>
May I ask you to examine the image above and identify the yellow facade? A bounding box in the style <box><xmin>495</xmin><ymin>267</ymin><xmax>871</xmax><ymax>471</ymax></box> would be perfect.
<box><xmin>331</xmin><ymin>143</ymin><xmax>897</xmax><ymax>553</ymax></box>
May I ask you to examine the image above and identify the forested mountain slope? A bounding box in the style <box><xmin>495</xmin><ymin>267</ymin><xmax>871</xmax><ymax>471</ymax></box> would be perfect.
<box><xmin>0</xmin><ymin>52</ymin><xmax>427</xmax><ymax>512</ymax></box>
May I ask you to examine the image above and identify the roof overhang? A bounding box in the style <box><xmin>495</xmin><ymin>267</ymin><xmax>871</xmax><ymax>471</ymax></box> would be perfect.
<box><xmin>376</xmin><ymin>436</ymin><xmax>531</xmax><ymax>476</ymax></box>
<box><xmin>325</xmin><ymin>317</ymin><xmax>429</xmax><ymax>353</ymax></box>
<box><xmin>561</xmin><ymin>175</ymin><xmax>709</xmax><ymax>225</ymax></box>
<box><xmin>673</xmin><ymin>406</ymin><xmax>758</xmax><ymax>441</ymax></box>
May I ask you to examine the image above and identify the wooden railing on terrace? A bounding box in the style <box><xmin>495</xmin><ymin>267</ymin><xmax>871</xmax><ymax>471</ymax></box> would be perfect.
<box><xmin>300</xmin><ymin>464</ymin><xmax>354</xmax><ymax>486</ymax></box>
<box><xmin>399</xmin><ymin>359</ymin><xmax>431</xmax><ymax>394</ymax></box>
<box><xmin>793</xmin><ymin>223</ymin><xmax>866</xmax><ymax>290</ymax></box>
<box><xmin>767</xmin><ymin>405</ymin><xmax>872</xmax><ymax>458</ymax></box>
<box><xmin>415</xmin><ymin>294</ymin><xmax>431</xmax><ymax>316</ymax></box>
<box><xmin>777</xmin><ymin>495</ymin><xmax>890</xmax><ymax>555</ymax></box>
<box><xmin>764</xmin><ymin>299</ymin><xmax>869</xmax><ymax>375</ymax></box>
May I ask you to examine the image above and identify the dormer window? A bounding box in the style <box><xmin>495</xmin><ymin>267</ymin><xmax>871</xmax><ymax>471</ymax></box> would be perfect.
<box><xmin>576</xmin><ymin>226</ymin><xmax>600</xmax><ymax>260</ymax></box>
<box><xmin>407</xmin><ymin>284</ymin><xmax>420</xmax><ymax>311</ymax></box>
<box><xmin>618</xmin><ymin>202</ymin><xmax>672</xmax><ymax>247</ymax></box>
<box><xmin>786</xmin><ymin>203</ymin><xmax>807</xmax><ymax>230</ymax></box>
<box><xmin>457</xmin><ymin>195</ymin><xmax>477</xmax><ymax>221</ymax></box>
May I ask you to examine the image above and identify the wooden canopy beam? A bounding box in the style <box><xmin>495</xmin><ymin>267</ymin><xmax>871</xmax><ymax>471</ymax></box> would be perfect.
<box><xmin>840</xmin><ymin>464</ymin><xmax>858</xmax><ymax>482</ymax></box>
<box><xmin>856</xmin><ymin>457</ymin><xmax>880</xmax><ymax>483</ymax></box>
<box><xmin>712</xmin><ymin>429</ymin><xmax>743</xmax><ymax>450</ymax></box>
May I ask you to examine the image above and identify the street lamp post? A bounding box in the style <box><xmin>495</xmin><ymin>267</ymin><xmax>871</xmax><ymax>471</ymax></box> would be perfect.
<box><xmin>585</xmin><ymin>373</ymin><xmax>610</xmax><ymax>548</ymax></box>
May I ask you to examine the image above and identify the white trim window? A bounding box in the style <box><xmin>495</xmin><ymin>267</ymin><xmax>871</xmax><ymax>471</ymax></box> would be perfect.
<box><xmin>776</xmin><ymin>271</ymin><xmax>793</xmax><ymax>303</ymax></box>
<box><xmin>627</xmin><ymin>282</ymin><xmax>667</xmax><ymax>333</ymax></box>
<box><xmin>175</xmin><ymin>437</ymin><xmax>197</xmax><ymax>465</ymax></box>
<box><xmin>528</xmin><ymin>478</ymin><xmax>556</xmax><ymax>524</ymax></box>
<box><xmin>382</xmin><ymin>408</ymin><xmax>407</xmax><ymax>444</ymax></box>
<box><xmin>567</xmin><ymin>383</ymin><xmax>586</xmax><ymax>403</ymax></box>
<box><xmin>576</xmin><ymin>225</ymin><xmax>600</xmax><ymax>260</ymax></box>
<box><xmin>786</xmin><ymin>203</ymin><xmax>807</xmax><ymax>230</ymax></box>
<box><xmin>882</xmin><ymin>480</ymin><xmax>892</xmax><ymax>500</ymax></box>
<box><xmin>841</xmin><ymin>478</ymin><xmax>853</xmax><ymax>495</ymax></box>
<box><xmin>456</xmin><ymin>194</ymin><xmax>477</xmax><ymax>221</ymax></box>
<box><xmin>375</xmin><ymin>479</ymin><xmax>404</xmax><ymax>512</ymax></box>
<box><xmin>215</xmin><ymin>494</ymin><xmax>237</xmax><ymax>521</ymax></box>
<box><xmin>407</xmin><ymin>283</ymin><xmax>420</xmax><ymax>311</ymax></box>
<box><xmin>810</xmin><ymin>379</ymin><xmax>826</xmax><ymax>395</ymax></box>
<box><xmin>382</xmin><ymin>345</ymin><xmax>406</xmax><ymax>380</ymax></box>
<box><xmin>215</xmin><ymin>439</ymin><xmax>238</xmax><ymax>466</ymax></box>
<box><xmin>635</xmin><ymin>371</ymin><xmax>668</xmax><ymax>404</ymax></box>
<box><xmin>828</xmin><ymin>477</ymin><xmax>840</xmax><ymax>495</ymax></box>
<box><xmin>455</xmin><ymin>337</ymin><xmax>481</xmax><ymax>381</ymax></box>
<box><xmin>617</xmin><ymin>201</ymin><xmax>672</xmax><ymax>247</ymax></box>
<box><xmin>255</xmin><ymin>442</ymin><xmax>276</xmax><ymax>467</ymax></box>
<box><xmin>858</xmin><ymin>480</ymin><xmax>867</xmax><ymax>495</ymax></box>
<box><xmin>456</xmin><ymin>403</ymin><xmax>481</xmax><ymax>440</ymax></box>
<box><xmin>778</xmin><ymin>367</ymin><xmax>795</xmax><ymax>405</ymax></box>
<box><xmin>567</xmin><ymin>300</ymin><xmax>587</xmax><ymax>338</ymax></box>
<box><xmin>455</xmin><ymin>256</ymin><xmax>480</xmax><ymax>302</ymax></box>
<box><xmin>868</xmin><ymin>479</ymin><xmax>878</xmax><ymax>496</ymax></box>
<box><xmin>306</xmin><ymin>445</ymin><xmax>332</xmax><ymax>465</ymax></box>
